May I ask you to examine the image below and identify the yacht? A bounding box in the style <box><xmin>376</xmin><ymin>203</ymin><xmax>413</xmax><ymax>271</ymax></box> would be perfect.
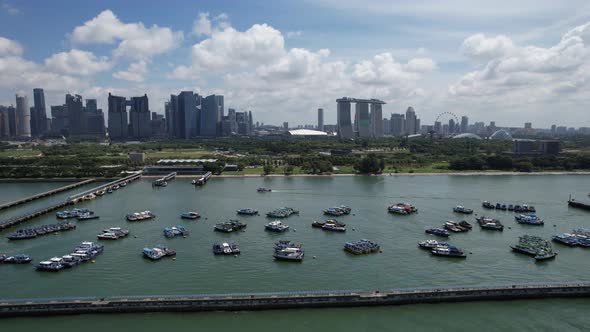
<box><xmin>213</xmin><ymin>242</ymin><xmax>241</xmax><ymax>255</ymax></box>
<box><xmin>431</xmin><ymin>246</ymin><xmax>467</xmax><ymax>258</ymax></box>
<box><xmin>265</xmin><ymin>220</ymin><xmax>290</xmax><ymax>232</ymax></box>
<box><xmin>0</xmin><ymin>254</ymin><xmax>32</xmax><ymax>264</ymax></box>
<box><xmin>236</xmin><ymin>208</ymin><xmax>259</xmax><ymax>215</ymax></box>
<box><xmin>36</xmin><ymin>260</ymin><xmax>63</xmax><ymax>272</ymax></box>
<box><xmin>180</xmin><ymin>212</ymin><xmax>201</xmax><ymax>220</ymax></box>
<box><xmin>273</xmin><ymin>247</ymin><xmax>304</xmax><ymax>262</ymax></box>
<box><xmin>418</xmin><ymin>240</ymin><xmax>448</xmax><ymax>249</ymax></box>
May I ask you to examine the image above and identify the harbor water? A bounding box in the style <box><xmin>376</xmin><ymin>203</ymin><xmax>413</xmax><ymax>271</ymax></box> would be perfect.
<box><xmin>0</xmin><ymin>175</ymin><xmax>589</xmax><ymax>328</ymax></box>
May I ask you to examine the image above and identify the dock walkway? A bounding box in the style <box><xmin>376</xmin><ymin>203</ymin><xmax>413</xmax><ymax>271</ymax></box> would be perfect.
<box><xmin>0</xmin><ymin>179</ymin><xmax>95</xmax><ymax>211</ymax></box>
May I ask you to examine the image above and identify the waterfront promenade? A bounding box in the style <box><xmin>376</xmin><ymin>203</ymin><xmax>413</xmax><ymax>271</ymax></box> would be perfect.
<box><xmin>1</xmin><ymin>282</ymin><xmax>589</xmax><ymax>317</ymax></box>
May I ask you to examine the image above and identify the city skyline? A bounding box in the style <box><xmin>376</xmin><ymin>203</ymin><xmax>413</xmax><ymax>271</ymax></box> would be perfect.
<box><xmin>1</xmin><ymin>1</ymin><xmax>590</xmax><ymax>127</ymax></box>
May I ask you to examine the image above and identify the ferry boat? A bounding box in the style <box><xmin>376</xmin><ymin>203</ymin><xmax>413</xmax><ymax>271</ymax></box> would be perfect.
<box><xmin>514</xmin><ymin>214</ymin><xmax>544</xmax><ymax>226</ymax></box>
<box><xmin>237</xmin><ymin>208</ymin><xmax>259</xmax><ymax>215</ymax></box>
<box><xmin>323</xmin><ymin>206</ymin><xmax>352</xmax><ymax>216</ymax></box>
<box><xmin>273</xmin><ymin>247</ymin><xmax>304</xmax><ymax>262</ymax></box>
<box><xmin>431</xmin><ymin>246</ymin><xmax>467</xmax><ymax>258</ymax></box>
<box><xmin>257</xmin><ymin>187</ymin><xmax>272</xmax><ymax>193</ymax></box>
<box><xmin>180</xmin><ymin>212</ymin><xmax>201</xmax><ymax>219</ymax></box>
<box><xmin>476</xmin><ymin>216</ymin><xmax>504</xmax><ymax>231</ymax></box>
<box><xmin>344</xmin><ymin>239</ymin><xmax>380</xmax><ymax>255</ymax></box>
<box><xmin>213</xmin><ymin>242</ymin><xmax>241</xmax><ymax>255</ymax></box>
<box><xmin>387</xmin><ymin>202</ymin><xmax>418</xmax><ymax>215</ymax></box>
<box><xmin>77</xmin><ymin>213</ymin><xmax>99</xmax><ymax>221</ymax></box>
<box><xmin>482</xmin><ymin>201</ymin><xmax>495</xmax><ymax>209</ymax></box>
<box><xmin>274</xmin><ymin>240</ymin><xmax>301</xmax><ymax>252</ymax></box>
<box><xmin>552</xmin><ymin>234</ymin><xmax>579</xmax><ymax>246</ymax></box>
<box><xmin>36</xmin><ymin>259</ymin><xmax>63</xmax><ymax>272</ymax></box>
<box><xmin>164</xmin><ymin>226</ymin><xmax>189</xmax><ymax>238</ymax></box>
<box><xmin>143</xmin><ymin>246</ymin><xmax>176</xmax><ymax>260</ymax></box>
<box><xmin>425</xmin><ymin>228</ymin><xmax>450</xmax><ymax>238</ymax></box>
<box><xmin>97</xmin><ymin>227</ymin><xmax>129</xmax><ymax>240</ymax></box>
<box><xmin>453</xmin><ymin>206</ymin><xmax>473</xmax><ymax>214</ymax></box>
<box><xmin>443</xmin><ymin>221</ymin><xmax>465</xmax><ymax>233</ymax></box>
<box><xmin>266</xmin><ymin>207</ymin><xmax>299</xmax><ymax>218</ymax></box>
<box><xmin>61</xmin><ymin>255</ymin><xmax>81</xmax><ymax>268</ymax></box>
<box><xmin>214</xmin><ymin>220</ymin><xmax>247</xmax><ymax>233</ymax></box>
<box><xmin>265</xmin><ymin>220</ymin><xmax>290</xmax><ymax>232</ymax></box>
<box><xmin>0</xmin><ymin>254</ymin><xmax>32</xmax><ymax>264</ymax></box>
<box><xmin>418</xmin><ymin>239</ymin><xmax>448</xmax><ymax>249</ymax></box>
<box><xmin>126</xmin><ymin>211</ymin><xmax>156</xmax><ymax>222</ymax></box>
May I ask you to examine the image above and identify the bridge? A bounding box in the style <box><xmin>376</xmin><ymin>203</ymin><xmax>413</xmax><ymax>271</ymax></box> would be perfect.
<box><xmin>0</xmin><ymin>281</ymin><xmax>589</xmax><ymax>317</ymax></box>
<box><xmin>0</xmin><ymin>172</ymin><xmax>142</xmax><ymax>230</ymax></box>
<box><xmin>0</xmin><ymin>179</ymin><xmax>95</xmax><ymax>211</ymax></box>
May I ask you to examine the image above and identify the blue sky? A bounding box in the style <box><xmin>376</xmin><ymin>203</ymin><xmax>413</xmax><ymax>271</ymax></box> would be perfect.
<box><xmin>1</xmin><ymin>0</ymin><xmax>590</xmax><ymax>127</ymax></box>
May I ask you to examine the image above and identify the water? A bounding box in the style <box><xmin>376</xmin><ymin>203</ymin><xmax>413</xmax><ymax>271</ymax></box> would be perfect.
<box><xmin>0</xmin><ymin>175</ymin><xmax>589</xmax><ymax>328</ymax></box>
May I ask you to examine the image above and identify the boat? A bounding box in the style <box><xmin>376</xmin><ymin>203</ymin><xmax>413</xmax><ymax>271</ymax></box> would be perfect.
<box><xmin>56</xmin><ymin>208</ymin><xmax>93</xmax><ymax>219</ymax></box>
<box><xmin>164</xmin><ymin>226</ymin><xmax>189</xmax><ymax>238</ymax></box>
<box><xmin>476</xmin><ymin>216</ymin><xmax>504</xmax><ymax>231</ymax></box>
<box><xmin>143</xmin><ymin>246</ymin><xmax>176</xmax><ymax>260</ymax></box>
<box><xmin>153</xmin><ymin>179</ymin><xmax>167</xmax><ymax>187</ymax></box>
<box><xmin>97</xmin><ymin>232</ymin><xmax>118</xmax><ymax>240</ymax></box>
<box><xmin>425</xmin><ymin>228</ymin><xmax>450</xmax><ymax>237</ymax></box>
<box><xmin>7</xmin><ymin>222</ymin><xmax>76</xmax><ymax>240</ymax></box>
<box><xmin>431</xmin><ymin>246</ymin><xmax>467</xmax><ymax>258</ymax></box>
<box><xmin>453</xmin><ymin>206</ymin><xmax>473</xmax><ymax>214</ymax></box>
<box><xmin>321</xmin><ymin>222</ymin><xmax>346</xmax><ymax>232</ymax></box>
<box><xmin>214</xmin><ymin>220</ymin><xmax>247</xmax><ymax>233</ymax></box>
<box><xmin>36</xmin><ymin>259</ymin><xmax>63</xmax><ymax>272</ymax></box>
<box><xmin>552</xmin><ymin>234</ymin><xmax>579</xmax><ymax>246</ymax></box>
<box><xmin>61</xmin><ymin>255</ymin><xmax>81</xmax><ymax>268</ymax></box>
<box><xmin>514</xmin><ymin>214</ymin><xmax>544</xmax><ymax>226</ymax></box>
<box><xmin>387</xmin><ymin>202</ymin><xmax>418</xmax><ymax>215</ymax></box>
<box><xmin>97</xmin><ymin>227</ymin><xmax>129</xmax><ymax>240</ymax></box>
<box><xmin>344</xmin><ymin>239</ymin><xmax>380</xmax><ymax>255</ymax></box>
<box><xmin>112</xmin><ymin>185</ymin><xmax>120</xmax><ymax>190</ymax></box>
<box><xmin>126</xmin><ymin>211</ymin><xmax>156</xmax><ymax>221</ymax></box>
<box><xmin>120</xmin><ymin>181</ymin><xmax>128</xmax><ymax>187</ymax></box>
<box><xmin>265</xmin><ymin>220</ymin><xmax>290</xmax><ymax>232</ymax></box>
<box><xmin>180</xmin><ymin>212</ymin><xmax>201</xmax><ymax>219</ymax></box>
<box><xmin>514</xmin><ymin>204</ymin><xmax>536</xmax><ymax>213</ymax></box>
<box><xmin>236</xmin><ymin>208</ymin><xmax>258</xmax><ymax>215</ymax></box>
<box><xmin>77</xmin><ymin>213</ymin><xmax>99</xmax><ymax>221</ymax></box>
<box><xmin>312</xmin><ymin>219</ymin><xmax>346</xmax><ymax>228</ymax></box>
<box><xmin>511</xmin><ymin>235</ymin><xmax>557</xmax><ymax>261</ymax></box>
<box><xmin>568</xmin><ymin>196</ymin><xmax>590</xmax><ymax>211</ymax></box>
<box><xmin>444</xmin><ymin>220</ymin><xmax>468</xmax><ymax>233</ymax></box>
<box><xmin>266</xmin><ymin>207</ymin><xmax>299</xmax><ymax>218</ymax></box>
<box><xmin>273</xmin><ymin>247</ymin><xmax>304</xmax><ymax>261</ymax></box>
<box><xmin>572</xmin><ymin>229</ymin><xmax>590</xmax><ymax>247</ymax></box>
<box><xmin>96</xmin><ymin>190</ymin><xmax>106</xmax><ymax>196</ymax></box>
<box><xmin>257</xmin><ymin>187</ymin><xmax>272</xmax><ymax>193</ymax></box>
<box><xmin>107</xmin><ymin>188</ymin><xmax>113</xmax><ymax>194</ymax></box>
<box><xmin>482</xmin><ymin>201</ymin><xmax>495</xmax><ymax>209</ymax></box>
<box><xmin>418</xmin><ymin>239</ymin><xmax>448</xmax><ymax>249</ymax></box>
<box><xmin>459</xmin><ymin>220</ymin><xmax>473</xmax><ymax>230</ymax></box>
<box><xmin>82</xmin><ymin>193</ymin><xmax>96</xmax><ymax>200</ymax></box>
<box><xmin>0</xmin><ymin>254</ymin><xmax>32</xmax><ymax>264</ymax></box>
<box><xmin>323</xmin><ymin>206</ymin><xmax>352</xmax><ymax>216</ymax></box>
<box><xmin>213</xmin><ymin>242</ymin><xmax>241</xmax><ymax>255</ymax></box>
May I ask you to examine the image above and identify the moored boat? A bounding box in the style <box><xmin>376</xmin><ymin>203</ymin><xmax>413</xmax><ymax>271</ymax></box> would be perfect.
<box><xmin>418</xmin><ymin>239</ymin><xmax>448</xmax><ymax>249</ymax></box>
<box><xmin>236</xmin><ymin>208</ymin><xmax>258</xmax><ymax>215</ymax></box>
<box><xmin>143</xmin><ymin>246</ymin><xmax>176</xmax><ymax>260</ymax></box>
<box><xmin>213</xmin><ymin>242</ymin><xmax>241</xmax><ymax>255</ymax></box>
<box><xmin>511</xmin><ymin>235</ymin><xmax>556</xmax><ymax>261</ymax></box>
<box><xmin>214</xmin><ymin>220</ymin><xmax>247</xmax><ymax>233</ymax></box>
<box><xmin>257</xmin><ymin>187</ymin><xmax>272</xmax><ymax>193</ymax></box>
<box><xmin>265</xmin><ymin>220</ymin><xmax>290</xmax><ymax>232</ymax></box>
<box><xmin>515</xmin><ymin>214</ymin><xmax>544</xmax><ymax>226</ymax></box>
<box><xmin>180</xmin><ymin>212</ymin><xmax>200</xmax><ymax>219</ymax></box>
<box><xmin>476</xmin><ymin>216</ymin><xmax>504</xmax><ymax>231</ymax></box>
<box><xmin>343</xmin><ymin>239</ymin><xmax>380</xmax><ymax>255</ymax></box>
<box><xmin>266</xmin><ymin>207</ymin><xmax>299</xmax><ymax>218</ymax></box>
<box><xmin>163</xmin><ymin>226</ymin><xmax>189</xmax><ymax>238</ymax></box>
<box><xmin>425</xmin><ymin>228</ymin><xmax>450</xmax><ymax>238</ymax></box>
<box><xmin>431</xmin><ymin>246</ymin><xmax>467</xmax><ymax>258</ymax></box>
<box><xmin>0</xmin><ymin>254</ymin><xmax>32</xmax><ymax>264</ymax></box>
<box><xmin>36</xmin><ymin>259</ymin><xmax>63</xmax><ymax>272</ymax></box>
<box><xmin>126</xmin><ymin>211</ymin><xmax>156</xmax><ymax>221</ymax></box>
<box><xmin>453</xmin><ymin>206</ymin><xmax>473</xmax><ymax>214</ymax></box>
<box><xmin>387</xmin><ymin>202</ymin><xmax>418</xmax><ymax>215</ymax></box>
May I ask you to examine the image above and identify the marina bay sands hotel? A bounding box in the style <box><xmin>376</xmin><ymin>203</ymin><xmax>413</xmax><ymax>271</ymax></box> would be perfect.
<box><xmin>336</xmin><ymin>97</ymin><xmax>385</xmax><ymax>139</ymax></box>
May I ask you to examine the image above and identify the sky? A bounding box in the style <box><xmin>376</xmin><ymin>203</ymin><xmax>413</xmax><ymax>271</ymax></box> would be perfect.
<box><xmin>1</xmin><ymin>0</ymin><xmax>590</xmax><ymax>128</ymax></box>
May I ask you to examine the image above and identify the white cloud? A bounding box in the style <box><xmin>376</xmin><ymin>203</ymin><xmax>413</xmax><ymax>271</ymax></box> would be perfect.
<box><xmin>0</xmin><ymin>56</ymin><xmax>84</xmax><ymax>93</ymax></box>
<box><xmin>44</xmin><ymin>49</ymin><xmax>112</xmax><ymax>76</ymax></box>
<box><xmin>70</xmin><ymin>10</ymin><xmax>183</xmax><ymax>60</ymax></box>
<box><xmin>0</xmin><ymin>36</ymin><xmax>23</xmax><ymax>56</ymax></box>
<box><xmin>286</xmin><ymin>30</ymin><xmax>303</xmax><ymax>38</ymax></box>
<box><xmin>462</xmin><ymin>34</ymin><xmax>515</xmax><ymax>60</ymax></box>
<box><xmin>193</xmin><ymin>12</ymin><xmax>212</xmax><ymax>37</ymax></box>
<box><xmin>113</xmin><ymin>60</ymin><xmax>148</xmax><ymax>82</ymax></box>
<box><xmin>1</xmin><ymin>2</ymin><xmax>19</xmax><ymax>15</ymax></box>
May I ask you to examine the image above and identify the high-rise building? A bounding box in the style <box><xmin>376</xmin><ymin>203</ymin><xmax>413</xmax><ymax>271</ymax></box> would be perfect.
<box><xmin>370</xmin><ymin>103</ymin><xmax>383</xmax><ymax>137</ymax></box>
<box><xmin>200</xmin><ymin>94</ymin><xmax>222</xmax><ymax>136</ymax></box>
<box><xmin>460</xmin><ymin>116</ymin><xmax>469</xmax><ymax>133</ymax></box>
<box><xmin>525</xmin><ymin>122</ymin><xmax>532</xmax><ymax>129</ymax></box>
<box><xmin>391</xmin><ymin>113</ymin><xmax>405</xmax><ymax>136</ymax></box>
<box><xmin>6</xmin><ymin>105</ymin><xmax>16</xmax><ymax>137</ymax></box>
<box><xmin>434</xmin><ymin>121</ymin><xmax>442</xmax><ymax>134</ymax></box>
<box><xmin>15</xmin><ymin>94</ymin><xmax>31</xmax><ymax>138</ymax></box>
<box><xmin>449</xmin><ymin>119</ymin><xmax>456</xmax><ymax>134</ymax></box>
<box><xmin>180</xmin><ymin>91</ymin><xmax>199</xmax><ymax>138</ymax></box>
<box><xmin>0</xmin><ymin>106</ymin><xmax>9</xmax><ymax>137</ymax></box>
<box><xmin>31</xmin><ymin>88</ymin><xmax>47</xmax><ymax>136</ymax></box>
<box><xmin>405</xmin><ymin>107</ymin><xmax>417</xmax><ymax>135</ymax></box>
<box><xmin>336</xmin><ymin>98</ymin><xmax>353</xmax><ymax>139</ymax></box>
<box><xmin>151</xmin><ymin>112</ymin><xmax>166</xmax><ymax>137</ymax></box>
<box><xmin>317</xmin><ymin>108</ymin><xmax>324</xmax><ymax>131</ymax></box>
<box><xmin>107</xmin><ymin>93</ymin><xmax>128</xmax><ymax>139</ymax></box>
<box><xmin>50</xmin><ymin>105</ymin><xmax>68</xmax><ymax>135</ymax></box>
<box><xmin>354</xmin><ymin>102</ymin><xmax>370</xmax><ymax>138</ymax></box>
<box><xmin>383</xmin><ymin>118</ymin><xmax>391</xmax><ymax>135</ymax></box>
<box><xmin>66</xmin><ymin>94</ymin><xmax>84</xmax><ymax>136</ymax></box>
<box><xmin>129</xmin><ymin>94</ymin><xmax>151</xmax><ymax>139</ymax></box>
<box><xmin>84</xmin><ymin>99</ymin><xmax>106</xmax><ymax>139</ymax></box>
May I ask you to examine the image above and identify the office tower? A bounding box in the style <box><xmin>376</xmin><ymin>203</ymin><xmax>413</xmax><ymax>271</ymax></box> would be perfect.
<box><xmin>107</xmin><ymin>93</ymin><xmax>128</xmax><ymax>139</ymax></box>
<box><xmin>6</xmin><ymin>105</ymin><xmax>16</xmax><ymax>137</ymax></box>
<box><xmin>66</xmin><ymin>94</ymin><xmax>84</xmax><ymax>136</ymax></box>
<box><xmin>336</xmin><ymin>98</ymin><xmax>353</xmax><ymax>139</ymax></box>
<box><xmin>200</xmin><ymin>94</ymin><xmax>223</xmax><ymax>136</ymax></box>
<box><xmin>248</xmin><ymin>111</ymin><xmax>253</xmax><ymax>135</ymax></box>
<box><xmin>460</xmin><ymin>116</ymin><xmax>468</xmax><ymax>133</ymax></box>
<box><xmin>370</xmin><ymin>103</ymin><xmax>383</xmax><ymax>137</ymax></box>
<box><xmin>525</xmin><ymin>122</ymin><xmax>532</xmax><ymax>129</ymax></box>
<box><xmin>0</xmin><ymin>107</ymin><xmax>9</xmax><ymax>137</ymax></box>
<box><xmin>84</xmin><ymin>99</ymin><xmax>106</xmax><ymax>138</ymax></box>
<box><xmin>128</xmin><ymin>95</ymin><xmax>151</xmax><ymax>139</ymax></box>
<box><xmin>175</xmin><ymin>91</ymin><xmax>198</xmax><ymax>138</ymax></box>
<box><xmin>151</xmin><ymin>112</ymin><xmax>166</xmax><ymax>137</ymax></box>
<box><xmin>15</xmin><ymin>94</ymin><xmax>31</xmax><ymax>137</ymax></box>
<box><xmin>31</xmin><ymin>88</ymin><xmax>47</xmax><ymax>136</ymax></box>
<box><xmin>50</xmin><ymin>105</ymin><xmax>68</xmax><ymax>135</ymax></box>
<box><xmin>551</xmin><ymin>124</ymin><xmax>556</xmax><ymax>135</ymax></box>
<box><xmin>383</xmin><ymin>118</ymin><xmax>391</xmax><ymax>135</ymax></box>
<box><xmin>405</xmin><ymin>107</ymin><xmax>417</xmax><ymax>135</ymax></box>
<box><xmin>355</xmin><ymin>102</ymin><xmax>370</xmax><ymax>138</ymax></box>
<box><xmin>390</xmin><ymin>113</ymin><xmax>404</xmax><ymax>136</ymax></box>
<box><xmin>449</xmin><ymin>119</ymin><xmax>456</xmax><ymax>133</ymax></box>
<box><xmin>317</xmin><ymin>108</ymin><xmax>324</xmax><ymax>131</ymax></box>
<box><xmin>434</xmin><ymin>121</ymin><xmax>442</xmax><ymax>134</ymax></box>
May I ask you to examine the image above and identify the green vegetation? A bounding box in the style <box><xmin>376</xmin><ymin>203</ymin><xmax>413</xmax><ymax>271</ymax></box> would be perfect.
<box><xmin>0</xmin><ymin>136</ymin><xmax>589</xmax><ymax>178</ymax></box>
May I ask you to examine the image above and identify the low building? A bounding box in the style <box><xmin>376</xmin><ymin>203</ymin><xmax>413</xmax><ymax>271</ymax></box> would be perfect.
<box><xmin>540</xmin><ymin>140</ymin><xmax>560</xmax><ymax>155</ymax></box>
<box><xmin>223</xmin><ymin>164</ymin><xmax>240</xmax><ymax>172</ymax></box>
<box><xmin>128</xmin><ymin>152</ymin><xmax>146</xmax><ymax>163</ymax></box>
<box><xmin>143</xmin><ymin>165</ymin><xmax>206</xmax><ymax>175</ymax></box>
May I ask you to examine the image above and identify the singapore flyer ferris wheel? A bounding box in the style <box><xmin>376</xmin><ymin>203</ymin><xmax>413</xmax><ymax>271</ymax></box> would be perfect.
<box><xmin>434</xmin><ymin>112</ymin><xmax>460</xmax><ymax>135</ymax></box>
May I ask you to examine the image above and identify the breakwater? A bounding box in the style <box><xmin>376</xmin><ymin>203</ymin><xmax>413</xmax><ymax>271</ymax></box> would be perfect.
<box><xmin>1</xmin><ymin>282</ymin><xmax>589</xmax><ymax>317</ymax></box>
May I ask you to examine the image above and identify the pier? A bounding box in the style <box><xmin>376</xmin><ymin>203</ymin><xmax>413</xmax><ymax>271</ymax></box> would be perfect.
<box><xmin>1</xmin><ymin>281</ymin><xmax>589</xmax><ymax>317</ymax></box>
<box><xmin>192</xmin><ymin>171</ymin><xmax>212</xmax><ymax>186</ymax></box>
<box><xmin>0</xmin><ymin>173</ymin><xmax>142</xmax><ymax>230</ymax></box>
<box><xmin>568</xmin><ymin>195</ymin><xmax>590</xmax><ymax>211</ymax></box>
<box><xmin>0</xmin><ymin>179</ymin><xmax>95</xmax><ymax>211</ymax></box>
<box><xmin>153</xmin><ymin>172</ymin><xmax>176</xmax><ymax>186</ymax></box>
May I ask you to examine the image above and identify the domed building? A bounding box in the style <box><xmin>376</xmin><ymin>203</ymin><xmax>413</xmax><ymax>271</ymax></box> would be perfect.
<box><xmin>490</xmin><ymin>129</ymin><xmax>512</xmax><ymax>140</ymax></box>
<box><xmin>453</xmin><ymin>133</ymin><xmax>482</xmax><ymax>140</ymax></box>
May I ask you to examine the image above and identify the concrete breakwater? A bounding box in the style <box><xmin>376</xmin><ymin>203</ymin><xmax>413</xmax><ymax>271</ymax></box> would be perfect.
<box><xmin>1</xmin><ymin>282</ymin><xmax>589</xmax><ymax>317</ymax></box>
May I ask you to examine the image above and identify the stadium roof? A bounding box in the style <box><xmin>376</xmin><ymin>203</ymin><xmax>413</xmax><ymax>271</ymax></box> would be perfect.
<box><xmin>288</xmin><ymin>129</ymin><xmax>328</xmax><ymax>136</ymax></box>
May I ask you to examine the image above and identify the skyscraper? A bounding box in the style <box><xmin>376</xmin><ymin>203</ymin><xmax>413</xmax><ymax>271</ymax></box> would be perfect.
<box><xmin>32</xmin><ymin>88</ymin><xmax>47</xmax><ymax>136</ymax></box>
<box><xmin>0</xmin><ymin>106</ymin><xmax>9</xmax><ymax>137</ymax></box>
<box><xmin>317</xmin><ymin>108</ymin><xmax>324</xmax><ymax>131</ymax></box>
<box><xmin>15</xmin><ymin>94</ymin><xmax>31</xmax><ymax>138</ymax></box>
<box><xmin>66</xmin><ymin>94</ymin><xmax>84</xmax><ymax>136</ymax></box>
<box><xmin>84</xmin><ymin>99</ymin><xmax>106</xmax><ymax>138</ymax></box>
<box><xmin>107</xmin><ymin>93</ymin><xmax>128</xmax><ymax>139</ymax></box>
<box><xmin>405</xmin><ymin>107</ymin><xmax>417</xmax><ymax>135</ymax></box>
<box><xmin>129</xmin><ymin>94</ymin><xmax>151</xmax><ymax>139</ymax></box>
<box><xmin>337</xmin><ymin>98</ymin><xmax>353</xmax><ymax>139</ymax></box>
<box><xmin>370</xmin><ymin>103</ymin><xmax>383</xmax><ymax>137</ymax></box>
<box><xmin>460</xmin><ymin>116</ymin><xmax>469</xmax><ymax>133</ymax></box>
<box><xmin>50</xmin><ymin>105</ymin><xmax>68</xmax><ymax>135</ymax></box>
<box><xmin>177</xmin><ymin>91</ymin><xmax>199</xmax><ymax>138</ymax></box>
<box><xmin>355</xmin><ymin>102</ymin><xmax>370</xmax><ymax>138</ymax></box>
<box><xmin>391</xmin><ymin>113</ymin><xmax>405</xmax><ymax>136</ymax></box>
<box><xmin>201</xmin><ymin>94</ymin><xmax>222</xmax><ymax>136</ymax></box>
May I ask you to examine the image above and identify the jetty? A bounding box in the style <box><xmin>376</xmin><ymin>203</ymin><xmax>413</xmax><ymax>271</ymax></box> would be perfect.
<box><xmin>0</xmin><ymin>281</ymin><xmax>589</xmax><ymax>317</ymax></box>
<box><xmin>153</xmin><ymin>172</ymin><xmax>176</xmax><ymax>187</ymax></box>
<box><xmin>192</xmin><ymin>171</ymin><xmax>212</xmax><ymax>186</ymax></box>
<box><xmin>0</xmin><ymin>173</ymin><xmax>142</xmax><ymax>230</ymax></box>
<box><xmin>0</xmin><ymin>179</ymin><xmax>95</xmax><ymax>211</ymax></box>
<box><xmin>568</xmin><ymin>195</ymin><xmax>590</xmax><ymax>211</ymax></box>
